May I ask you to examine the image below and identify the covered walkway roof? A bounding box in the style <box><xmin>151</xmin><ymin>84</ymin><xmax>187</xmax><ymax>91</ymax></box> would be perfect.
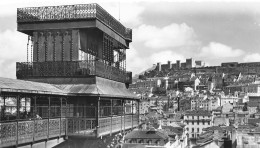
<box><xmin>0</xmin><ymin>77</ymin><xmax>138</xmax><ymax>99</ymax></box>
<box><xmin>55</xmin><ymin>77</ymin><xmax>138</xmax><ymax>99</ymax></box>
<box><xmin>0</xmin><ymin>77</ymin><xmax>64</xmax><ymax>95</ymax></box>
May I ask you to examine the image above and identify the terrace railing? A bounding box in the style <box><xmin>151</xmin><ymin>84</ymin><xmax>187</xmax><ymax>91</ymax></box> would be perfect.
<box><xmin>0</xmin><ymin>118</ymin><xmax>66</xmax><ymax>147</ymax></box>
<box><xmin>97</xmin><ymin>114</ymin><xmax>139</xmax><ymax>137</ymax></box>
<box><xmin>67</xmin><ymin>117</ymin><xmax>96</xmax><ymax>136</ymax></box>
<box><xmin>0</xmin><ymin>114</ymin><xmax>139</xmax><ymax>147</ymax></box>
<box><xmin>17</xmin><ymin>4</ymin><xmax>132</xmax><ymax>41</ymax></box>
<box><xmin>16</xmin><ymin>60</ymin><xmax>131</xmax><ymax>83</ymax></box>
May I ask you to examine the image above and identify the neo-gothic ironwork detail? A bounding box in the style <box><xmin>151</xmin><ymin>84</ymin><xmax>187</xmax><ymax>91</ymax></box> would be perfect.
<box><xmin>17</xmin><ymin>4</ymin><xmax>132</xmax><ymax>41</ymax></box>
<box><xmin>16</xmin><ymin>61</ymin><xmax>131</xmax><ymax>83</ymax></box>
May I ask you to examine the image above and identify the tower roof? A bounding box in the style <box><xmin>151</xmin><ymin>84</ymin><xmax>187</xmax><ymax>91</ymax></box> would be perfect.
<box><xmin>17</xmin><ymin>3</ymin><xmax>132</xmax><ymax>43</ymax></box>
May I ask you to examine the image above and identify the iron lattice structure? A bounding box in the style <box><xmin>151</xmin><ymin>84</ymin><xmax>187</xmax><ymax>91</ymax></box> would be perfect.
<box><xmin>16</xmin><ymin>60</ymin><xmax>132</xmax><ymax>83</ymax></box>
<box><xmin>0</xmin><ymin>3</ymin><xmax>138</xmax><ymax>148</ymax></box>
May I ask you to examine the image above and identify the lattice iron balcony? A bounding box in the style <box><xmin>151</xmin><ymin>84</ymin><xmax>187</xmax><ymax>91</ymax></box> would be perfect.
<box><xmin>17</xmin><ymin>4</ymin><xmax>132</xmax><ymax>41</ymax></box>
<box><xmin>0</xmin><ymin>115</ymin><xmax>139</xmax><ymax>147</ymax></box>
<box><xmin>16</xmin><ymin>60</ymin><xmax>132</xmax><ymax>83</ymax></box>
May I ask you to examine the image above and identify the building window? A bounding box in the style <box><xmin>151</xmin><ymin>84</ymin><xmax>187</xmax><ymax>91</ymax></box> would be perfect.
<box><xmin>208</xmin><ymin>121</ymin><xmax>210</xmax><ymax>125</ymax></box>
<box><xmin>192</xmin><ymin>134</ymin><xmax>194</xmax><ymax>138</ymax></box>
<box><xmin>192</xmin><ymin>121</ymin><xmax>194</xmax><ymax>125</ymax></box>
<box><xmin>186</xmin><ymin>127</ymin><xmax>189</xmax><ymax>131</ymax></box>
<box><xmin>197</xmin><ymin>128</ymin><xmax>199</xmax><ymax>132</ymax></box>
<box><xmin>192</xmin><ymin>116</ymin><xmax>194</xmax><ymax>119</ymax></box>
<box><xmin>192</xmin><ymin>128</ymin><xmax>194</xmax><ymax>132</ymax></box>
<box><xmin>197</xmin><ymin>121</ymin><xmax>199</xmax><ymax>125</ymax></box>
<box><xmin>203</xmin><ymin>121</ymin><xmax>205</xmax><ymax>125</ymax></box>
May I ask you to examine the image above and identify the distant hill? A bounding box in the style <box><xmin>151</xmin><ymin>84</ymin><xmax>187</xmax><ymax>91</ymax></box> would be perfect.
<box><xmin>132</xmin><ymin>65</ymin><xmax>157</xmax><ymax>81</ymax></box>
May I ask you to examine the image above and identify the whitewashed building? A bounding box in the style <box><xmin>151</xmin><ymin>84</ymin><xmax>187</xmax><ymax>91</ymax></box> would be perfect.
<box><xmin>184</xmin><ymin>110</ymin><xmax>213</xmax><ymax>139</ymax></box>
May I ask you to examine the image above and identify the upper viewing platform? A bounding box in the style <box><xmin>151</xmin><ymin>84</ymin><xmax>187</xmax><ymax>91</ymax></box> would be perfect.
<box><xmin>16</xmin><ymin>3</ymin><xmax>132</xmax><ymax>84</ymax></box>
<box><xmin>17</xmin><ymin>3</ymin><xmax>132</xmax><ymax>42</ymax></box>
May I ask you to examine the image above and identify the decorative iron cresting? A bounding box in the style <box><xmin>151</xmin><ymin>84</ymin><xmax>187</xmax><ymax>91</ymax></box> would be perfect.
<box><xmin>17</xmin><ymin>4</ymin><xmax>132</xmax><ymax>41</ymax></box>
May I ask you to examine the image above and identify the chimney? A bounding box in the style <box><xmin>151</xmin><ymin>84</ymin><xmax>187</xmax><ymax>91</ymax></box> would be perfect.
<box><xmin>177</xmin><ymin>97</ymin><xmax>180</xmax><ymax>111</ymax></box>
<box><xmin>157</xmin><ymin>62</ymin><xmax>161</xmax><ymax>71</ymax></box>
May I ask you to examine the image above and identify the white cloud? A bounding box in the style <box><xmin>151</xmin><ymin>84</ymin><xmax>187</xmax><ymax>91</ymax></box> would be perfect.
<box><xmin>126</xmin><ymin>46</ymin><xmax>151</xmax><ymax>74</ymax></box>
<box><xmin>134</xmin><ymin>23</ymin><xmax>197</xmax><ymax>49</ymax></box>
<box><xmin>0</xmin><ymin>30</ymin><xmax>27</xmax><ymax>78</ymax></box>
<box><xmin>149</xmin><ymin>50</ymin><xmax>185</xmax><ymax>64</ymax></box>
<box><xmin>119</xmin><ymin>3</ymin><xmax>144</xmax><ymax>27</ymax></box>
<box><xmin>199</xmin><ymin>42</ymin><xmax>244</xmax><ymax>58</ymax></box>
<box><xmin>243</xmin><ymin>53</ymin><xmax>260</xmax><ymax>62</ymax></box>
<box><xmin>126</xmin><ymin>49</ymin><xmax>187</xmax><ymax>75</ymax></box>
<box><xmin>128</xmin><ymin>23</ymin><xmax>200</xmax><ymax>75</ymax></box>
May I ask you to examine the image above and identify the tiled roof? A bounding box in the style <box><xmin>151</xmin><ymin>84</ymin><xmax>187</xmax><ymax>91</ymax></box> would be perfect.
<box><xmin>202</xmin><ymin>126</ymin><xmax>223</xmax><ymax>132</ymax></box>
<box><xmin>184</xmin><ymin>110</ymin><xmax>211</xmax><ymax>116</ymax></box>
<box><xmin>198</xmin><ymin>126</ymin><xmax>232</xmax><ymax>146</ymax></box>
<box><xmin>248</xmin><ymin>102</ymin><xmax>259</xmax><ymax>107</ymax></box>
<box><xmin>176</xmin><ymin>122</ymin><xmax>186</xmax><ymax>128</ymax></box>
<box><xmin>190</xmin><ymin>76</ymin><xmax>198</xmax><ymax>82</ymax></box>
<box><xmin>203</xmin><ymin>126</ymin><xmax>233</xmax><ymax>133</ymax></box>
<box><xmin>249</xmin><ymin>127</ymin><xmax>260</xmax><ymax>133</ymax></box>
<box><xmin>161</xmin><ymin>126</ymin><xmax>183</xmax><ymax>137</ymax></box>
<box><xmin>213</xmin><ymin>117</ymin><xmax>229</xmax><ymax>126</ymax></box>
<box><xmin>124</xmin><ymin>130</ymin><xmax>168</xmax><ymax>140</ymax></box>
<box><xmin>248</xmin><ymin>118</ymin><xmax>260</xmax><ymax>126</ymax></box>
<box><xmin>122</xmin><ymin>144</ymin><xmax>146</xmax><ymax>148</ymax></box>
<box><xmin>213</xmin><ymin>106</ymin><xmax>222</xmax><ymax>111</ymax></box>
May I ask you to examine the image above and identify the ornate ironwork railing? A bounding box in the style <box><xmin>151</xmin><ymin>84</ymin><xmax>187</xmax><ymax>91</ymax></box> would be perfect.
<box><xmin>98</xmin><ymin>116</ymin><xmax>123</xmax><ymax>137</ymax></box>
<box><xmin>0</xmin><ymin>118</ymin><xmax>66</xmax><ymax>147</ymax></box>
<box><xmin>17</xmin><ymin>4</ymin><xmax>132</xmax><ymax>41</ymax></box>
<box><xmin>67</xmin><ymin>117</ymin><xmax>96</xmax><ymax>136</ymax></box>
<box><xmin>16</xmin><ymin>60</ymin><xmax>130</xmax><ymax>83</ymax></box>
<box><xmin>0</xmin><ymin>115</ymin><xmax>139</xmax><ymax>147</ymax></box>
<box><xmin>98</xmin><ymin>114</ymin><xmax>139</xmax><ymax>137</ymax></box>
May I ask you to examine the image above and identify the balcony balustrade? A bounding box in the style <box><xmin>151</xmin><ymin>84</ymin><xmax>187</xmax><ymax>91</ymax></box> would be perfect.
<box><xmin>16</xmin><ymin>60</ymin><xmax>132</xmax><ymax>83</ymax></box>
<box><xmin>98</xmin><ymin>114</ymin><xmax>139</xmax><ymax>137</ymax></box>
<box><xmin>17</xmin><ymin>4</ymin><xmax>132</xmax><ymax>41</ymax></box>
<box><xmin>0</xmin><ymin>114</ymin><xmax>139</xmax><ymax>147</ymax></box>
<box><xmin>0</xmin><ymin>118</ymin><xmax>66</xmax><ymax>147</ymax></box>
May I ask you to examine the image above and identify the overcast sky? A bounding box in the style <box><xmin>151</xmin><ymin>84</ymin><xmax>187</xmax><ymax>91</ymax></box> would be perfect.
<box><xmin>1</xmin><ymin>0</ymin><xmax>260</xmax><ymax>78</ymax></box>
